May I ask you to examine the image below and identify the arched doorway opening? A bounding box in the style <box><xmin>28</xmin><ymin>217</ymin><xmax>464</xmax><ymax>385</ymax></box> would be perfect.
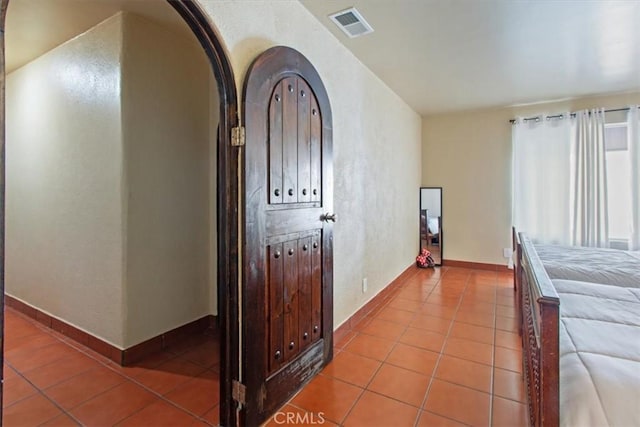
<box><xmin>0</xmin><ymin>0</ymin><xmax>239</xmax><ymax>425</ymax></box>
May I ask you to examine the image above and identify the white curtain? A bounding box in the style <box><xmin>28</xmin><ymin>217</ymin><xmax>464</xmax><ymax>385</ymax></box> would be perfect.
<box><xmin>629</xmin><ymin>105</ymin><xmax>640</xmax><ymax>251</ymax></box>
<box><xmin>512</xmin><ymin>115</ymin><xmax>572</xmax><ymax>245</ymax></box>
<box><xmin>571</xmin><ymin>109</ymin><xmax>609</xmax><ymax>247</ymax></box>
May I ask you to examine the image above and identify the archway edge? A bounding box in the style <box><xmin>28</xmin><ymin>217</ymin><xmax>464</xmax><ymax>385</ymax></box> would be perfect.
<box><xmin>0</xmin><ymin>1</ymin><xmax>240</xmax><ymax>425</ymax></box>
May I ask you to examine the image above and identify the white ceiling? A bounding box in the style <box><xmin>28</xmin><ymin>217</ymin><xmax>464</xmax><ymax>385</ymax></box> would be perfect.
<box><xmin>299</xmin><ymin>0</ymin><xmax>640</xmax><ymax>115</ymax></box>
<box><xmin>6</xmin><ymin>1</ymin><xmax>640</xmax><ymax>116</ymax></box>
<box><xmin>5</xmin><ymin>0</ymin><xmax>190</xmax><ymax>74</ymax></box>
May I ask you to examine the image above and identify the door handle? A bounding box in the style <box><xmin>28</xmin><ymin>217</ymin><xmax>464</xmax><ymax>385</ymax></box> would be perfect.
<box><xmin>321</xmin><ymin>212</ymin><xmax>337</xmax><ymax>223</ymax></box>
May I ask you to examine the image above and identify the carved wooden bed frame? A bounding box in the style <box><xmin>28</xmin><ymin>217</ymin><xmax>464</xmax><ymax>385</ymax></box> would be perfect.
<box><xmin>512</xmin><ymin>228</ymin><xmax>560</xmax><ymax>427</ymax></box>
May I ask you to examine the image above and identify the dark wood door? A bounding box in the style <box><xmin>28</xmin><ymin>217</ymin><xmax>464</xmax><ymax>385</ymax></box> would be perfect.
<box><xmin>242</xmin><ymin>46</ymin><xmax>333</xmax><ymax>425</ymax></box>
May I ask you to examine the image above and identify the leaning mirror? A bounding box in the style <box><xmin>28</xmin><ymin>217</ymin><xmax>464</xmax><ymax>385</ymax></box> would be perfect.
<box><xmin>420</xmin><ymin>187</ymin><xmax>443</xmax><ymax>266</ymax></box>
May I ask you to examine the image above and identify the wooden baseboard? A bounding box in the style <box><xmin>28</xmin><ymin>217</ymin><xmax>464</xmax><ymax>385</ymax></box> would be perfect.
<box><xmin>122</xmin><ymin>316</ymin><xmax>216</xmax><ymax>365</ymax></box>
<box><xmin>333</xmin><ymin>263</ymin><xmax>418</xmax><ymax>345</ymax></box>
<box><xmin>5</xmin><ymin>295</ymin><xmax>217</xmax><ymax>365</ymax></box>
<box><xmin>443</xmin><ymin>259</ymin><xmax>511</xmax><ymax>272</ymax></box>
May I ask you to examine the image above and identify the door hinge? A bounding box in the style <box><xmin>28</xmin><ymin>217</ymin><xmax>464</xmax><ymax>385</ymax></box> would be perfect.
<box><xmin>232</xmin><ymin>380</ymin><xmax>246</xmax><ymax>405</ymax></box>
<box><xmin>231</xmin><ymin>126</ymin><xmax>245</xmax><ymax>146</ymax></box>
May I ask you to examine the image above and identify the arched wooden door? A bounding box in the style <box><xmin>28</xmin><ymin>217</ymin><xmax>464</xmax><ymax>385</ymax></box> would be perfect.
<box><xmin>242</xmin><ymin>46</ymin><xmax>334</xmax><ymax>425</ymax></box>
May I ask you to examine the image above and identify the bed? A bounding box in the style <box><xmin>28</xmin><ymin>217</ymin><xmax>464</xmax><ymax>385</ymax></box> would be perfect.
<box><xmin>513</xmin><ymin>229</ymin><xmax>640</xmax><ymax>427</ymax></box>
<box><xmin>420</xmin><ymin>210</ymin><xmax>440</xmax><ymax>246</ymax></box>
<box><xmin>427</xmin><ymin>216</ymin><xmax>440</xmax><ymax>245</ymax></box>
<box><xmin>534</xmin><ymin>244</ymin><xmax>640</xmax><ymax>288</ymax></box>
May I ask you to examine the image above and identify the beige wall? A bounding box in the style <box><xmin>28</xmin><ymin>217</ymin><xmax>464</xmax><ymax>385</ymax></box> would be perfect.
<box><xmin>198</xmin><ymin>0</ymin><xmax>423</xmax><ymax>327</ymax></box>
<box><xmin>423</xmin><ymin>91</ymin><xmax>640</xmax><ymax>265</ymax></box>
<box><xmin>121</xmin><ymin>13</ymin><xmax>214</xmax><ymax>347</ymax></box>
<box><xmin>6</xmin><ymin>14</ymin><xmax>125</xmax><ymax>346</ymax></box>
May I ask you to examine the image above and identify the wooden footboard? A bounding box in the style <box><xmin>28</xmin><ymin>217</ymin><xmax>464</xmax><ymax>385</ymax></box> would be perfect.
<box><xmin>515</xmin><ymin>232</ymin><xmax>560</xmax><ymax>427</ymax></box>
<box><xmin>512</xmin><ymin>227</ymin><xmax>521</xmax><ymax>336</ymax></box>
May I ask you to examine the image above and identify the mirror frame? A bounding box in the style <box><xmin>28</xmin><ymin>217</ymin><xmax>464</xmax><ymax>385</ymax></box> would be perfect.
<box><xmin>419</xmin><ymin>186</ymin><xmax>443</xmax><ymax>266</ymax></box>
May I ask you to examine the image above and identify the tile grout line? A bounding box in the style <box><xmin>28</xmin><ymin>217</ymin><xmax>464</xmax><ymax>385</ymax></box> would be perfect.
<box><xmin>377</xmin><ymin>269</ymin><xmax>443</xmax><ymax>424</ymax></box>
<box><xmin>414</xmin><ymin>268</ymin><xmax>471</xmax><ymax>426</ymax></box>
<box><xmin>312</xmin><ymin>268</ymin><xmax>441</xmax><ymax>426</ymax></box>
<box><xmin>117</xmin><ymin>372</ymin><xmax>218</xmax><ymax>426</ymax></box>
<box><xmin>5</xmin><ymin>356</ymin><xmax>121</xmax><ymax>426</ymax></box>
<box><xmin>4</xmin><ymin>307</ymin><xmax>220</xmax><ymax>426</ymax></box>
<box><xmin>3</xmin><ymin>316</ymin><xmax>125</xmax><ymax>426</ymax></box>
<box><xmin>489</xmin><ymin>276</ymin><xmax>499</xmax><ymax>427</ymax></box>
<box><xmin>335</xmin><ymin>272</ymin><xmax>421</xmax><ymax>425</ymax></box>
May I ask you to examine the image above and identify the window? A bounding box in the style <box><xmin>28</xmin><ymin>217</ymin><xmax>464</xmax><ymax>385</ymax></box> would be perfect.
<box><xmin>605</xmin><ymin>123</ymin><xmax>631</xmax><ymax>249</ymax></box>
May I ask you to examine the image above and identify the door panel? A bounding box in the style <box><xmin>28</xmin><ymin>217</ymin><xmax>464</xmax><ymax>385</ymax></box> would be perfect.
<box><xmin>268</xmin><ymin>82</ymin><xmax>284</xmax><ymax>205</ymax></box>
<box><xmin>311</xmin><ymin>233</ymin><xmax>322</xmax><ymax>344</ymax></box>
<box><xmin>297</xmin><ymin>236</ymin><xmax>312</xmax><ymax>354</ymax></box>
<box><xmin>310</xmin><ymin>95</ymin><xmax>322</xmax><ymax>203</ymax></box>
<box><xmin>282</xmin><ymin>76</ymin><xmax>298</xmax><ymax>204</ymax></box>
<box><xmin>268</xmin><ymin>243</ymin><xmax>285</xmax><ymax>374</ymax></box>
<box><xmin>297</xmin><ymin>79</ymin><xmax>311</xmax><ymax>204</ymax></box>
<box><xmin>282</xmin><ymin>238</ymin><xmax>299</xmax><ymax>363</ymax></box>
<box><xmin>242</xmin><ymin>46</ymin><xmax>333</xmax><ymax>426</ymax></box>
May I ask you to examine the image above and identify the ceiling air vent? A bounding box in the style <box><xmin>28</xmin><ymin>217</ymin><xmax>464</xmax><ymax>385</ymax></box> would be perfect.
<box><xmin>329</xmin><ymin>7</ymin><xmax>374</xmax><ymax>38</ymax></box>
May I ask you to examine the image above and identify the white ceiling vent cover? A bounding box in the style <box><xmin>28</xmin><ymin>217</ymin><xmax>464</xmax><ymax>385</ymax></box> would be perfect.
<box><xmin>329</xmin><ymin>7</ymin><xmax>374</xmax><ymax>38</ymax></box>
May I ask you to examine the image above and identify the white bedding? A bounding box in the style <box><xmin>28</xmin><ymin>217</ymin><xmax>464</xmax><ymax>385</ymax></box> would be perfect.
<box><xmin>427</xmin><ymin>217</ymin><xmax>439</xmax><ymax>234</ymax></box>
<box><xmin>553</xmin><ymin>279</ymin><xmax>640</xmax><ymax>427</ymax></box>
<box><xmin>534</xmin><ymin>244</ymin><xmax>640</xmax><ymax>288</ymax></box>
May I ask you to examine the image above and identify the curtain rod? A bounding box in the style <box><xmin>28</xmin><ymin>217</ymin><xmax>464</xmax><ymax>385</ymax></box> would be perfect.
<box><xmin>509</xmin><ymin>106</ymin><xmax>638</xmax><ymax>124</ymax></box>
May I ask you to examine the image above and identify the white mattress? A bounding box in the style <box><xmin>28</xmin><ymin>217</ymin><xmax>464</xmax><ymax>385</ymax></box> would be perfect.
<box><xmin>534</xmin><ymin>244</ymin><xmax>640</xmax><ymax>288</ymax></box>
<box><xmin>553</xmin><ymin>279</ymin><xmax>640</xmax><ymax>427</ymax></box>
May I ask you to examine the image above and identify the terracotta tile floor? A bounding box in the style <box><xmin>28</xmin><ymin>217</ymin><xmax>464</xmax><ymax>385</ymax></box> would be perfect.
<box><xmin>267</xmin><ymin>267</ymin><xmax>529</xmax><ymax>427</ymax></box>
<box><xmin>2</xmin><ymin>266</ymin><xmax>528</xmax><ymax>426</ymax></box>
<box><xmin>2</xmin><ymin>307</ymin><xmax>220</xmax><ymax>426</ymax></box>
